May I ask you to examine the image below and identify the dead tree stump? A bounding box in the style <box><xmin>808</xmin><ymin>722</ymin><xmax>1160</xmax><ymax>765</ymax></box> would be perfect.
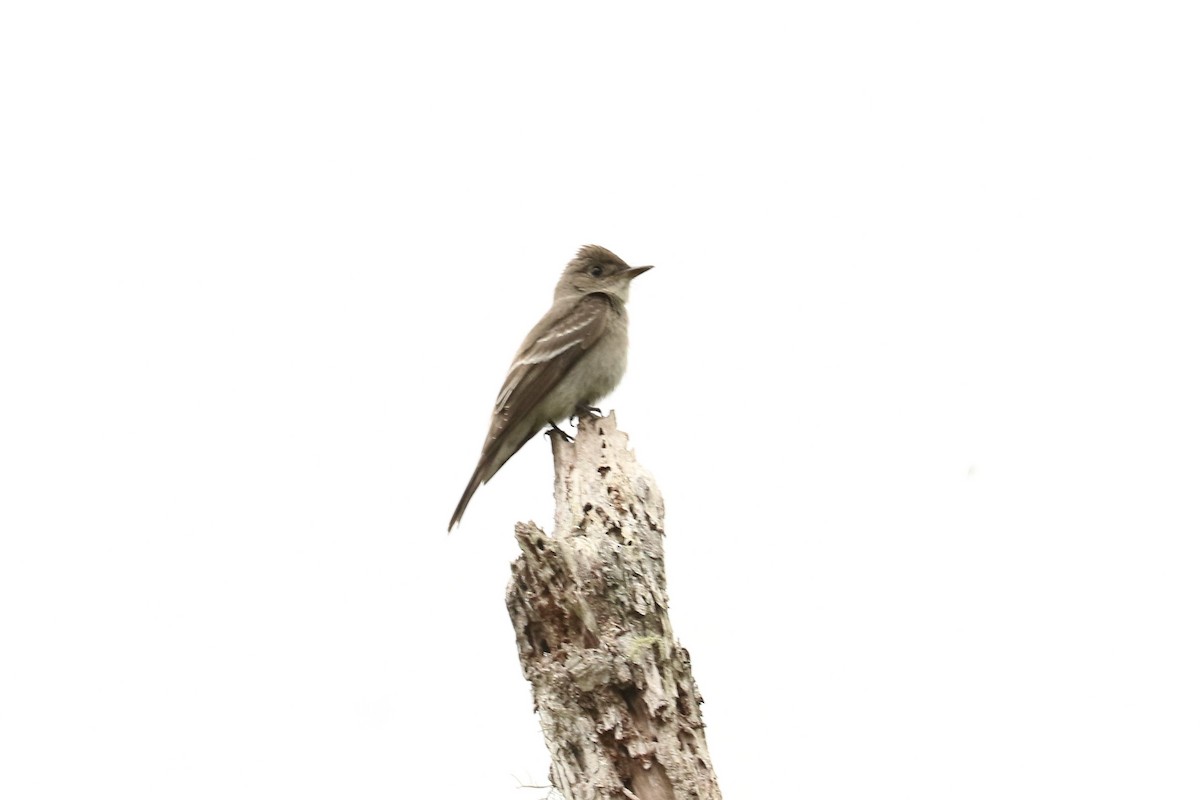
<box><xmin>505</xmin><ymin>413</ymin><xmax>721</xmax><ymax>800</ymax></box>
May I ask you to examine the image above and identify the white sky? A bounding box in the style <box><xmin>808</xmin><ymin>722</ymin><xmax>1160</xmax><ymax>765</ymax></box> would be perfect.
<box><xmin>3</xmin><ymin>2</ymin><xmax>1198</xmax><ymax>797</ymax></box>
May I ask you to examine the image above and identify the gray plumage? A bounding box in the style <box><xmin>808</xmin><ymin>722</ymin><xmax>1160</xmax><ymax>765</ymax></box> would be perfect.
<box><xmin>449</xmin><ymin>245</ymin><xmax>652</xmax><ymax>530</ymax></box>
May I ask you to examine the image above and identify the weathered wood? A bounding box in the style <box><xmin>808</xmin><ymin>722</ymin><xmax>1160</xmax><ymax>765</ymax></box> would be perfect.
<box><xmin>506</xmin><ymin>413</ymin><xmax>721</xmax><ymax>800</ymax></box>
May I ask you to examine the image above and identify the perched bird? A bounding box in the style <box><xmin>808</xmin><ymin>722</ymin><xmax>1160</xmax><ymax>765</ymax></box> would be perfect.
<box><xmin>448</xmin><ymin>245</ymin><xmax>653</xmax><ymax>530</ymax></box>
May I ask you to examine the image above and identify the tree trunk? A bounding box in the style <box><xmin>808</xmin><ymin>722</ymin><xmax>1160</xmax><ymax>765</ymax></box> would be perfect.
<box><xmin>506</xmin><ymin>413</ymin><xmax>721</xmax><ymax>800</ymax></box>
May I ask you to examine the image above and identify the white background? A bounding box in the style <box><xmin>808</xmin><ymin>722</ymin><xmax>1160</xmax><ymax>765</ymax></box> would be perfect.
<box><xmin>3</xmin><ymin>2</ymin><xmax>1198</xmax><ymax>797</ymax></box>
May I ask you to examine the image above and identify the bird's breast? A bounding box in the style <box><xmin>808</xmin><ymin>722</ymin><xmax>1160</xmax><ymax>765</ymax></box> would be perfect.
<box><xmin>540</xmin><ymin>312</ymin><xmax>629</xmax><ymax>421</ymax></box>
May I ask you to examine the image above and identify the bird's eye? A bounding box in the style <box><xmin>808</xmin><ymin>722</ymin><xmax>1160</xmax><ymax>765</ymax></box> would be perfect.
<box><xmin>589</xmin><ymin>265</ymin><xmax>603</xmax><ymax>277</ymax></box>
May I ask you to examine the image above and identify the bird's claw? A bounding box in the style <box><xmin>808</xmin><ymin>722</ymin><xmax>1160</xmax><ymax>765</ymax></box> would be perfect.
<box><xmin>571</xmin><ymin>405</ymin><xmax>603</xmax><ymax>424</ymax></box>
<box><xmin>545</xmin><ymin>421</ymin><xmax>574</xmax><ymax>442</ymax></box>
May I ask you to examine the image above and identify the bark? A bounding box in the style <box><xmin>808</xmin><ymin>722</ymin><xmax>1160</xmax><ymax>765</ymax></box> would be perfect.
<box><xmin>506</xmin><ymin>413</ymin><xmax>721</xmax><ymax>800</ymax></box>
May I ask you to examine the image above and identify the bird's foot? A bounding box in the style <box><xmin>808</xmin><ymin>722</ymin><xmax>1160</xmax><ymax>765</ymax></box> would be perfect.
<box><xmin>545</xmin><ymin>421</ymin><xmax>574</xmax><ymax>442</ymax></box>
<box><xmin>571</xmin><ymin>405</ymin><xmax>603</xmax><ymax>424</ymax></box>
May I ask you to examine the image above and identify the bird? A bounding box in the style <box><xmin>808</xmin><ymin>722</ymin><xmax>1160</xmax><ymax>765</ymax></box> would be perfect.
<box><xmin>448</xmin><ymin>245</ymin><xmax>653</xmax><ymax>530</ymax></box>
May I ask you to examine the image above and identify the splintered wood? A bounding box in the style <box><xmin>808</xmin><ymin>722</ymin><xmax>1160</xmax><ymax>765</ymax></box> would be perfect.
<box><xmin>506</xmin><ymin>413</ymin><xmax>721</xmax><ymax>800</ymax></box>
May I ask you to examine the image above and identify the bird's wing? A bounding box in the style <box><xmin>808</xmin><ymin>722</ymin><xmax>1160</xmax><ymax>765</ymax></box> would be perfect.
<box><xmin>449</xmin><ymin>293</ymin><xmax>612</xmax><ymax>531</ymax></box>
<box><xmin>494</xmin><ymin>292</ymin><xmax>612</xmax><ymax>423</ymax></box>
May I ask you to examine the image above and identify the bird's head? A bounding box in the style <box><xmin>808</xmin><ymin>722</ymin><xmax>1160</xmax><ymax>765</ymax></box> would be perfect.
<box><xmin>555</xmin><ymin>245</ymin><xmax>653</xmax><ymax>303</ymax></box>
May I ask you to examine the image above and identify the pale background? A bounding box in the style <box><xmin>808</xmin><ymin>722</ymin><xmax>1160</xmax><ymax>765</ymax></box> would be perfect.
<box><xmin>2</xmin><ymin>2</ymin><xmax>1198</xmax><ymax>798</ymax></box>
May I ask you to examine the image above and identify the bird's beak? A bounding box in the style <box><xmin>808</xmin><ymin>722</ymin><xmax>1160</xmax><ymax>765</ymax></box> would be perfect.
<box><xmin>623</xmin><ymin>265</ymin><xmax>654</xmax><ymax>279</ymax></box>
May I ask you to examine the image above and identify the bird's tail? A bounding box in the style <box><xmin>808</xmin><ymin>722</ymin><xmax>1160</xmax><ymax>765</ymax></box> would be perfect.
<box><xmin>448</xmin><ymin>464</ymin><xmax>487</xmax><ymax>532</ymax></box>
<box><xmin>447</xmin><ymin>424</ymin><xmax>542</xmax><ymax>532</ymax></box>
